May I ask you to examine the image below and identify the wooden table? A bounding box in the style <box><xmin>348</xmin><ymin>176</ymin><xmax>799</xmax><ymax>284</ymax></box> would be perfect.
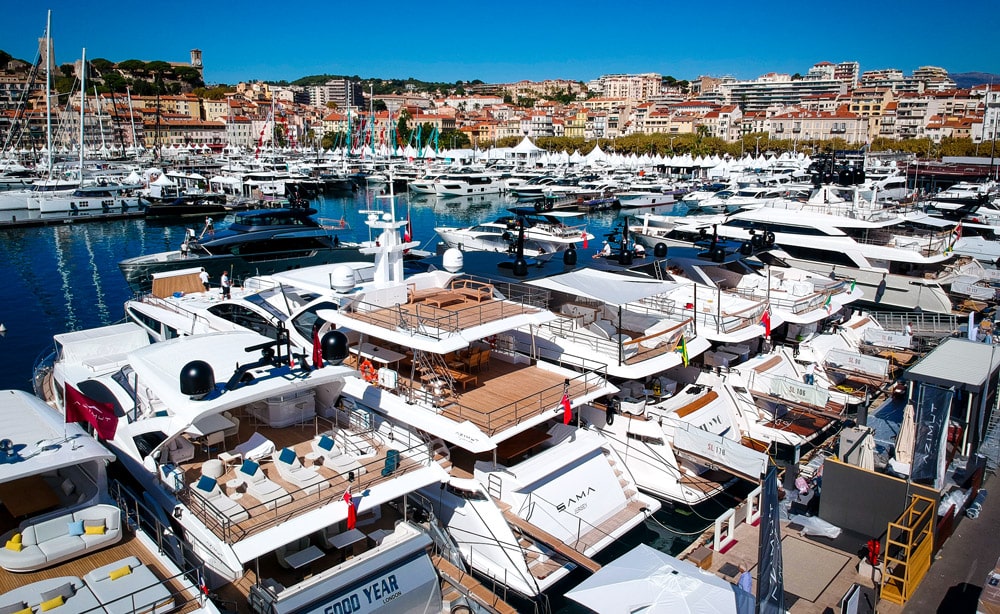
<box><xmin>423</xmin><ymin>292</ymin><xmax>464</xmax><ymax>308</ymax></box>
<box><xmin>0</xmin><ymin>475</ymin><xmax>61</xmax><ymax>518</ymax></box>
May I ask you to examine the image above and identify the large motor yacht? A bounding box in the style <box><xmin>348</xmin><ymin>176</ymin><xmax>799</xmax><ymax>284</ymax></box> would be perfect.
<box><xmin>118</xmin><ymin>205</ymin><xmax>361</xmax><ymax>292</ymax></box>
<box><xmin>435</xmin><ymin>209</ymin><xmax>594</xmax><ymax>257</ymax></box>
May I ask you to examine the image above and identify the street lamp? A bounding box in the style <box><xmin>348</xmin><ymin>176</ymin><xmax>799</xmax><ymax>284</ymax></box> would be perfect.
<box><xmin>669</xmin><ymin>136</ymin><xmax>676</xmax><ymax>155</ymax></box>
<box><xmin>755</xmin><ymin>136</ymin><xmax>763</xmax><ymax>158</ymax></box>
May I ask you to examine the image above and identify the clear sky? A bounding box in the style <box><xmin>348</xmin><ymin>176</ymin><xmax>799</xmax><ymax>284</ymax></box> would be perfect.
<box><xmin>6</xmin><ymin>1</ymin><xmax>1000</xmax><ymax>86</ymax></box>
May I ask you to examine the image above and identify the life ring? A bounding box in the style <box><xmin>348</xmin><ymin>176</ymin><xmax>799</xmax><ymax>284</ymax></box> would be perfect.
<box><xmin>360</xmin><ymin>359</ymin><xmax>377</xmax><ymax>383</ymax></box>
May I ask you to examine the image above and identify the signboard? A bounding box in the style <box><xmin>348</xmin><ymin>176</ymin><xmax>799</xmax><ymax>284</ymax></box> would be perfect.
<box><xmin>769</xmin><ymin>375</ymin><xmax>831</xmax><ymax>408</ymax></box>
<box><xmin>673</xmin><ymin>422</ymin><xmax>767</xmax><ymax>481</ymax></box>
<box><xmin>862</xmin><ymin>329</ymin><xmax>912</xmax><ymax>349</ymax></box>
<box><xmin>951</xmin><ymin>280</ymin><xmax>996</xmax><ymax>300</ymax></box>
<box><xmin>825</xmin><ymin>348</ymin><xmax>889</xmax><ymax>378</ymax></box>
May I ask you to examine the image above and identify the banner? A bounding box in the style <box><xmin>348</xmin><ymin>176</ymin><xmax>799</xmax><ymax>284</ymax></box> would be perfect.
<box><xmin>769</xmin><ymin>375</ymin><xmax>831</xmax><ymax>408</ymax></box>
<box><xmin>910</xmin><ymin>384</ymin><xmax>953</xmax><ymax>488</ymax></box>
<box><xmin>673</xmin><ymin>422</ymin><xmax>767</xmax><ymax>481</ymax></box>
<box><xmin>862</xmin><ymin>329</ymin><xmax>912</xmax><ymax>349</ymax></box>
<box><xmin>825</xmin><ymin>348</ymin><xmax>889</xmax><ymax>378</ymax></box>
<box><xmin>65</xmin><ymin>384</ymin><xmax>118</xmax><ymax>440</ymax></box>
<box><xmin>757</xmin><ymin>465</ymin><xmax>785</xmax><ymax>614</ymax></box>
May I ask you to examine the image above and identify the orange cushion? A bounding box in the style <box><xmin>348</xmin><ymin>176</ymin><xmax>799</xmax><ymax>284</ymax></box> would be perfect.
<box><xmin>84</xmin><ymin>525</ymin><xmax>106</xmax><ymax>535</ymax></box>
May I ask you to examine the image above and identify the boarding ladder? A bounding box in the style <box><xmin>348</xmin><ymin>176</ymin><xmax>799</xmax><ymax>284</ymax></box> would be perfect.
<box><xmin>980</xmin><ymin>394</ymin><xmax>1000</xmax><ymax>473</ymax></box>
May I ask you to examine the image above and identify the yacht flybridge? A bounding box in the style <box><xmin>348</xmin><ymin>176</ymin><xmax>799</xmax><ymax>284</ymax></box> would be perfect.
<box><xmin>38</xmin><ymin>325</ymin><xmax>454</xmax><ymax>614</ymax></box>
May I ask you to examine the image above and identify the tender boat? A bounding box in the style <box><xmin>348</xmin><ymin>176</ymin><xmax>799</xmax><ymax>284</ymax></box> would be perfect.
<box><xmin>435</xmin><ymin>208</ymin><xmax>593</xmax><ymax>257</ymax></box>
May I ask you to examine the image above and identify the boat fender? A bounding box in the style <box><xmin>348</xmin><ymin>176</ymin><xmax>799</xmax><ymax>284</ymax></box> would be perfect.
<box><xmin>360</xmin><ymin>359</ymin><xmax>377</xmax><ymax>383</ymax></box>
<box><xmin>606</xmin><ymin>407</ymin><xmax>615</xmax><ymax>425</ymax></box>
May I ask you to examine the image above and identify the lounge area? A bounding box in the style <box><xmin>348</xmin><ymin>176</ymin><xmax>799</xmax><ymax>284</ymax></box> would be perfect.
<box><xmin>0</xmin><ymin>555</ymin><xmax>176</xmax><ymax>614</ymax></box>
<box><xmin>0</xmin><ymin>504</ymin><xmax>122</xmax><ymax>573</ymax></box>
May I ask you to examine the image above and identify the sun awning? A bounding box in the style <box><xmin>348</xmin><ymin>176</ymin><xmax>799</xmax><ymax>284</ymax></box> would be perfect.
<box><xmin>526</xmin><ymin>269</ymin><xmax>677</xmax><ymax>306</ymax></box>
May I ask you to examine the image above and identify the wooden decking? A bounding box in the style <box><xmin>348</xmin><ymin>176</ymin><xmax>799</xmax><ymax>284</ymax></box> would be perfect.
<box><xmin>174</xmin><ymin>416</ymin><xmax>419</xmax><ymax>544</ymax></box>
<box><xmin>501</xmin><ymin>509</ymin><xmax>601</xmax><ymax>573</ymax></box>
<box><xmin>433</xmin><ymin>555</ymin><xmax>518</xmax><ymax>614</ymax></box>
<box><xmin>0</xmin><ymin>534</ymin><xmax>202</xmax><ymax>613</ymax></box>
<box><xmin>350</xmin><ymin>292</ymin><xmax>541</xmax><ymax>336</ymax></box>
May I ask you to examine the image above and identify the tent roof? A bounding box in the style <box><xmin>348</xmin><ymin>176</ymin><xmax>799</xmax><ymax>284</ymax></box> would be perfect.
<box><xmin>526</xmin><ymin>268</ymin><xmax>676</xmax><ymax>306</ymax></box>
<box><xmin>904</xmin><ymin>337</ymin><xmax>1000</xmax><ymax>392</ymax></box>
<box><xmin>511</xmin><ymin>136</ymin><xmax>544</xmax><ymax>154</ymax></box>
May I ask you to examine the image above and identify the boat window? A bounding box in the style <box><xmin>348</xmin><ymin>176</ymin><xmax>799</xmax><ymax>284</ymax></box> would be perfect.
<box><xmin>126</xmin><ymin>306</ymin><xmax>164</xmax><ymax>337</ymax></box>
<box><xmin>291</xmin><ymin>301</ymin><xmax>340</xmax><ymax>340</ymax></box>
<box><xmin>134</xmin><ymin>431</ymin><xmax>167</xmax><ymax>459</ymax></box>
<box><xmin>626</xmin><ymin>432</ymin><xmax>665</xmax><ymax>446</ymax></box>
<box><xmin>779</xmin><ymin>245</ymin><xmax>856</xmax><ymax>267</ymax></box>
<box><xmin>208</xmin><ymin>304</ymin><xmax>280</xmax><ymax>339</ymax></box>
<box><xmin>78</xmin><ymin>380</ymin><xmax>127</xmax><ymax>418</ymax></box>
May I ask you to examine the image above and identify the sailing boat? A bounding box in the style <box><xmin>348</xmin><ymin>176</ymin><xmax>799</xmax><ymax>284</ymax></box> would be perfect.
<box><xmin>0</xmin><ymin>11</ymin><xmax>80</xmax><ymax>211</ymax></box>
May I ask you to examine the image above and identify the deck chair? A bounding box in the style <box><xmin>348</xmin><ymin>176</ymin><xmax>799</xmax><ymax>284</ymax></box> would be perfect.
<box><xmin>232</xmin><ymin>432</ymin><xmax>275</xmax><ymax>462</ymax></box>
<box><xmin>200</xmin><ymin>431</ymin><xmax>226</xmax><ymax>458</ymax></box>
<box><xmin>310</xmin><ymin>433</ymin><xmax>342</xmax><ymax>464</ymax></box>
<box><xmin>238</xmin><ymin>459</ymin><xmax>292</xmax><ymax>510</ymax></box>
<box><xmin>381</xmin><ymin>449</ymin><xmax>399</xmax><ymax>477</ymax></box>
<box><xmin>189</xmin><ymin>475</ymin><xmax>249</xmax><ymax>524</ymax></box>
<box><xmin>272</xmin><ymin>447</ymin><xmax>328</xmax><ymax>495</ymax></box>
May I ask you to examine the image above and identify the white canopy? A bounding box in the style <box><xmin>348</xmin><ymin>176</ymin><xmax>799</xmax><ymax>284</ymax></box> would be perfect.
<box><xmin>511</xmin><ymin>136</ymin><xmax>544</xmax><ymax>154</ymax></box>
<box><xmin>566</xmin><ymin>544</ymin><xmax>739</xmax><ymax>614</ymax></box>
<box><xmin>526</xmin><ymin>268</ymin><xmax>676</xmax><ymax>306</ymax></box>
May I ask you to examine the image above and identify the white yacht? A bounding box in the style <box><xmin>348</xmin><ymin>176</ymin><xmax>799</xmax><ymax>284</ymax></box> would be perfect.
<box><xmin>28</xmin><ymin>182</ymin><xmax>146</xmax><ymax>214</ymax></box>
<box><xmin>665</xmin><ymin>193</ymin><xmax>964</xmax><ymax>314</ymax></box>
<box><xmin>37</xmin><ymin>325</ymin><xmax>459</xmax><ymax>614</ymax></box>
<box><xmin>433</xmin><ymin>171</ymin><xmax>504</xmax><ymax>196</ymax></box>
<box><xmin>0</xmin><ymin>389</ymin><xmax>220</xmax><ymax>614</ymax></box>
<box><xmin>436</xmin><ymin>210</ymin><xmax>594</xmax><ymax>257</ymax></box>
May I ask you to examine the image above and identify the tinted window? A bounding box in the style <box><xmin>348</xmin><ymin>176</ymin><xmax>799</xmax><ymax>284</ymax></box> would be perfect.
<box><xmin>291</xmin><ymin>301</ymin><xmax>339</xmax><ymax>340</ymax></box>
<box><xmin>208</xmin><ymin>304</ymin><xmax>279</xmax><ymax>339</ymax></box>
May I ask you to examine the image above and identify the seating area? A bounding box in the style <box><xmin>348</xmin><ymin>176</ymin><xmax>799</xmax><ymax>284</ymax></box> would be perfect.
<box><xmin>449</xmin><ymin>278</ymin><xmax>495</xmax><ymax>302</ymax></box>
<box><xmin>272</xmin><ymin>448</ymin><xmax>329</xmax><ymax>495</ymax></box>
<box><xmin>237</xmin><ymin>460</ymin><xmax>292</xmax><ymax>510</ymax></box>
<box><xmin>83</xmin><ymin>556</ymin><xmax>175</xmax><ymax>614</ymax></box>
<box><xmin>309</xmin><ymin>434</ymin><xmax>366</xmax><ymax>478</ymax></box>
<box><xmin>189</xmin><ymin>475</ymin><xmax>250</xmax><ymax>525</ymax></box>
<box><xmin>230</xmin><ymin>432</ymin><xmax>275</xmax><ymax>462</ymax></box>
<box><xmin>0</xmin><ymin>576</ymin><xmax>101</xmax><ymax>614</ymax></box>
<box><xmin>0</xmin><ymin>504</ymin><xmax>122</xmax><ymax>572</ymax></box>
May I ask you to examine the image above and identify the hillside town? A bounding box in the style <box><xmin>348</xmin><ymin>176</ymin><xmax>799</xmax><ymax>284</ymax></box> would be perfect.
<box><xmin>1</xmin><ymin>47</ymin><xmax>998</xmax><ymax>155</ymax></box>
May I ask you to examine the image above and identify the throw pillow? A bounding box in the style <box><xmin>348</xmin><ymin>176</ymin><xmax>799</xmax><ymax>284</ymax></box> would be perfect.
<box><xmin>12</xmin><ymin>609</ymin><xmax>30</xmax><ymax>614</ymax></box>
<box><xmin>84</xmin><ymin>525</ymin><xmax>106</xmax><ymax>536</ymax></box>
<box><xmin>9</xmin><ymin>533</ymin><xmax>20</xmax><ymax>544</ymax></box>
<box><xmin>318</xmin><ymin>435</ymin><xmax>334</xmax><ymax>451</ymax></box>
<box><xmin>4</xmin><ymin>541</ymin><xmax>21</xmax><ymax>552</ymax></box>
<box><xmin>109</xmin><ymin>565</ymin><xmax>132</xmax><ymax>580</ymax></box>
<box><xmin>240</xmin><ymin>459</ymin><xmax>259</xmax><ymax>477</ymax></box>
<box><xmin>278</xmin><ymin>447</ymin><xmax>296</xmax><ymax>465</ymax></box>
<box><xmin>0</xmin><ymin>601</ymin><xmax>27</xmax><ymax>614</ymax></box>
<box><xmin>196</xmin><ymin>475</ymin><xmax>217</xmax><ymax>493</ymax></box>
<box><xmin>83</xmin><ymin>519</ymin><xmax>105</xmax><ymax>528</ymax></box>
<box><xmin>39</xmin><ymin>596</ymin><xmax>63</xmax><ymax>612</ymax></box>
<box><xmin>67</xmin><ymin>520</ymin><xmax>85</xmax><ymax>536</ymax></box>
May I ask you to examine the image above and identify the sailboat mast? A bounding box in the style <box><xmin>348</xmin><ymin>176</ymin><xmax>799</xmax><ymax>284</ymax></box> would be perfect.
<box><xmin>94</xmin><ymin>86</ymin><xmax>106</xmax><ymax>152</ymax></box>
<box><xmin>44</xmin><ymin>10</ymin><xmax>52</xmax><ymax>177</ymax></box>
<box><xmin>79</xmin><ymin>48</ymin><xmax>85</xmax><ymax>179</ymax></box>
<box><xmin>126</xmin><ymin>87</ymin><xmax>137</xmax><ymax>154</ymax></box>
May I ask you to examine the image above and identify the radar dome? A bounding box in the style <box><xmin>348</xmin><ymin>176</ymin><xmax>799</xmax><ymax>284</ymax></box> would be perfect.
<box><xmin>180</xmin><ymin>360</ymin><xmax>215</xmax><ymax>399</ymax></box>
<box><xmin>330</xmin><ymin>265</ymin><xmax>356</xmax><ymax>293</ymax></box>
<box><xmin>443</xmin><ymin>248</ymin><xmax>464</xmax><ymax>273</ymax></box>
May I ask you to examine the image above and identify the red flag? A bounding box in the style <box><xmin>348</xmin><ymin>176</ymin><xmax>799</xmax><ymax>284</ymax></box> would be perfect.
<box><xmin>65</xmin><ymin>384</ymin><xmax>118</xmax><ymax>440</ymax></box>
<box><xmin>344</xmin><ymin>490</ymin><xmax>356</xmax><ymax>530</ymax></box>
<box><xmin>403</xmin><ymin>217</ymin><xmax>412</xmax><ymax>243</ymax></box>
<box><xmin>761</xmin><ymin>309</ymin><xmax>771</xmax><ymax>338</ymax></box>
<box><xmin>561</xmin><ymin>393</ymin><xmax>572</xmax><ymax>425</ymax></box>
<box><xmin>312</xmin><ymin>326</ymin><xmax>324</xmax><ymax>370</ymax></box>
<box><xmin>582</xmin><ymin>231</ymin><xmax>588</xmax><ymax>250</ymax></box>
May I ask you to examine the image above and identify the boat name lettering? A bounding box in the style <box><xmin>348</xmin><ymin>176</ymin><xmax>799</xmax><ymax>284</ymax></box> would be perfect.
<box><xmin>323</xmin><ymin>594</ymin><xmax>362</xmax><ymax>614</ymax></box>
<box><xmin>557</xmin><ymin>487</ymin><xmax>596</xmax><ymax>512</ymax></box>
<box><xmin>361</xmin><ymin>574</ymin><xmax>400</xmax><ymax>605</ymax></box>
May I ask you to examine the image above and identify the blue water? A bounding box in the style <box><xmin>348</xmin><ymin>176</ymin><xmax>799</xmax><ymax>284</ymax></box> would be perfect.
<box><xmin>0</xmin><ymin>190</ymin><xmax>673</xmax><ymax>392</ymax></box>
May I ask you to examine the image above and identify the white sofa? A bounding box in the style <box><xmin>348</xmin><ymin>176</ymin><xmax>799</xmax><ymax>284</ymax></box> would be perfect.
<box><xmin>0</xmin><ymin>576</ymin><xmax>102</xmax><ymax>614</ymax></box>
<box><xmin>0</xmin><ymin>504</ymin><xmax>122</xmax><ymax>572</ymax></box>
<box><xmin>83</xmin><ymin>556</ymin><xmax>175</xmax><ymax>614</ymax></box>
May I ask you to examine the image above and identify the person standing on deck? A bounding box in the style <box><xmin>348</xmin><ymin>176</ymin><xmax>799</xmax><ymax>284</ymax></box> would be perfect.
<box><xmin>221</xmin><ymin>271</ymin><xmax>231</xmax><ymax>299</ymax></box>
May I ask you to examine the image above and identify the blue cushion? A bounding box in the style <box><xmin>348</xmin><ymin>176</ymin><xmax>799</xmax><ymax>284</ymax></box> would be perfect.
<box><xmin>196</xmin><ymin>475</ymin><xmax>217</xmax><ymax>492</ymax></box>
<box><xmin>278</xmin><ymin>447</ymin><xmax>296</xmax><ymax>465</ymax></box>
<box><xmin>240</xmin><ymin>459</ymin><xmax>259</xmax><ymax>476</ymax></box>
<box><xmin>67</xmin><ymin>520</ymin><xmax>85</xmax><ymax>536</ymax></box>
<box><xmin>318</xmin><ymin>435</ymin><xmax>334</xmax><ymax>451</ymax></box>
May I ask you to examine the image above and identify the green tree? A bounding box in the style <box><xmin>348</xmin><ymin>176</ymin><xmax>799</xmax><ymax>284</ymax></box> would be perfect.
<box><xmin>90</xmin><ymin>58</ymin><xmax>113</xmax><ymax>73</ymax></box>
<box><xmin>59</xmin><ymin>63</ymin><xmax>74</xmax><ymax>77</ymax></box>
<box><xmin>101</xmin><ymin>73</ymin><xmax>128</xmax><ymax>93</ymax></box>
<box><xmin>372</xmin><ymin>99</ymin><xmax>387</xmax><ymax>112</ymax></box>
<box><xmin>117</xmin><ymin>59</ymin><xmax>147</xmax><ymax>75</ymax></box>
<box><xmin>396</xmin><ymin>109</ymin><xmax>411</xmax><ymax>143</ymax></box>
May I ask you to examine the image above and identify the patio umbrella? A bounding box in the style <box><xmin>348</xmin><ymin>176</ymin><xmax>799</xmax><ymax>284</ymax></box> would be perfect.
<box><xmin>888</xmin><ymin>402</ymin><xmax>916</xmax><ymax>476</ymax></box>
<box><xmin>566</xmin><ymin>544</ymin><xmax>740</xmax><ymax>613</ymax></box>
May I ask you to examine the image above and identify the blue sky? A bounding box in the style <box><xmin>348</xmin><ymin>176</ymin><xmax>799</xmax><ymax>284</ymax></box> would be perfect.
<box><xmin>6</xmin><ymin>1</ymin><xmax>999</xmax><ymax>85</ymax></box>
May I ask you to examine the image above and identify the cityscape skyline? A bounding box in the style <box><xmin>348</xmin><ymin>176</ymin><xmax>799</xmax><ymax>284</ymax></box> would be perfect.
<box><xmin>5</xmin><ymin>1</ymin><xmax>1000</xmax><ymax>86</ymax></box>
